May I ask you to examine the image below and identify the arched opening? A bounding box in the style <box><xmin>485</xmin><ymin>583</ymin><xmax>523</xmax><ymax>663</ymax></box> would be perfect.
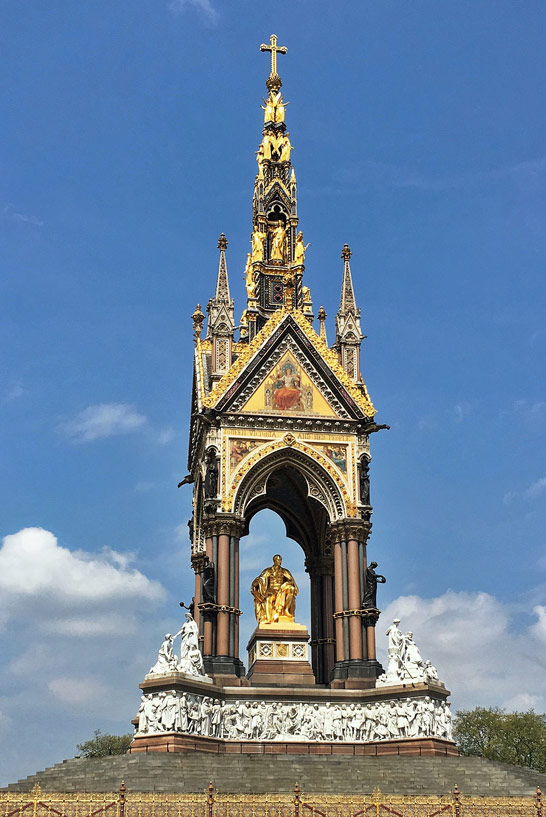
<box><xmin>238</xmin><ymin>508</ymin><xmax>310</xmax><ymax>658</ymax></box>
<box><xmin>234</xmin><ymin>456</ymin><xmax>340</xmax><ymax>683</ymax></box>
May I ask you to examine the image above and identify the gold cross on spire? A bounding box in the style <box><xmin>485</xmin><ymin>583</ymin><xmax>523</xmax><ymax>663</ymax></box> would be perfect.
<box><xmin>260</xmin><ymin>34</ymin><xmax>287</xmax><ymax>77</ymax></box>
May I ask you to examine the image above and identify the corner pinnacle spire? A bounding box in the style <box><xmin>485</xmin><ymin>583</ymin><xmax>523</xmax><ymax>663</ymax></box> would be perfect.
<box><xmin>215</xmin><ymin>233</ymin><xmax>231</xmax><ymax>302</ymax></box>
<box><xmin>339</xmin><ymin>244</ymin><xmax>357</xmax><ymax>314</ymax></box>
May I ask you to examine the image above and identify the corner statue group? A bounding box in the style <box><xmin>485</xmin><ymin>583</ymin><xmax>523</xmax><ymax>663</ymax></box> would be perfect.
<box><xmin>251</xmin><ymin>554</ymin><xmax>298</xmax><ymax>625</ymax></box>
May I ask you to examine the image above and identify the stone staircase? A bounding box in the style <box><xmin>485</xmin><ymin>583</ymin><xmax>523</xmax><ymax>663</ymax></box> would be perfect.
<box><xmin>4</xmin><ymin>753</ymin><xmax>546</xmax><ymax>795</ymax></box>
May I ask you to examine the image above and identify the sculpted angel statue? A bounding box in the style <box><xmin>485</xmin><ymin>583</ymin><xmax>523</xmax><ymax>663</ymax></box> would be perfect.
<box><xmin>270</xmin><ymin>223</ymin><xmax>286</xmax><ymax>262</ymax></box>
<box><xmin>251</xmin><ymin>228</ymin><xmax>265</xmax><ymax>262</ymax></box>
<box><xmin>279</xmin><ymin>135</ymin><xmax>292</xmax><ymax>162</ymax></box>
<box><xmin>244</xmin><ymin>253</ymin><xmax>256</xmax><ymax>298</ymax></box>
<box><xmin>251</xmin><ymin>554</ymin><xmax>298</xmax><ymax>625</ymax></box>
<box><xmin>294</xmin><ymin>231</ymin><xmax>310</xmax><ymax>265</ymax></box>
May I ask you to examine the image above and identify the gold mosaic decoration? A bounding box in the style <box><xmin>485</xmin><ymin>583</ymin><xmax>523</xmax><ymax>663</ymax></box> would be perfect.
<box><xmin>223</xmin><ymin>435</ymin><xmax>357</xmax><ymax>517</ymax></box>
<box><xmin>201</xmin><ymin>307</ymin><xmax>375</xmax><ymax>417</ymax></box>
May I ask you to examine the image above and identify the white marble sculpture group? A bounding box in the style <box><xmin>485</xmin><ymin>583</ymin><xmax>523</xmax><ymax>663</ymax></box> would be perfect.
<box><xmin>377</xmin><ymin>619</ymin><xmax>442</xmax><ymax>687</ymax></box>
<box><xmin>148</xmin><ymin>613</ymin><xmax>205</xmax><ymax>678</ymax></box>
<box><xmin>139</xmin><ymin>615</ymin><xmax>450</xmax><ymax>744</ymax></box>
<box><xmin>135</xmin><ymin>691</ymin><xmax>452</xmax><ymax>742</ymax></box>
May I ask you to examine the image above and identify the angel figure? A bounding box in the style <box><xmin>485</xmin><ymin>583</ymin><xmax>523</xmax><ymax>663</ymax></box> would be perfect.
<box><xmin>251</xmin><ymin>228</ymin><xmax>265</xmax><ymax>262</ymax></box>
<box><xmin>244</xmin><ymin>253</ymin><xmax>256</xmax><ymax>298</ymax></box>
<box><xmin>294</xmin><ymin>231</ymin><xmax>310</xmax><ymax>265</ymax></box>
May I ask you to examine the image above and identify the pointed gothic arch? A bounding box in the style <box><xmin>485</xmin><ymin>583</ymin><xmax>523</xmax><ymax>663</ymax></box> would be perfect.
<box><xmin>233</xmin><ymin>444</ymin><xmax>347</xmax><ymax>523</ymax></box>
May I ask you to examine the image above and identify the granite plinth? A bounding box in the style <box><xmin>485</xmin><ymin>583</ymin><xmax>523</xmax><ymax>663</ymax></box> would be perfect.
<box><xmin>246</xmin><ymin>623</ymin><xmax>315</xmax><ymax>686</ymax></box>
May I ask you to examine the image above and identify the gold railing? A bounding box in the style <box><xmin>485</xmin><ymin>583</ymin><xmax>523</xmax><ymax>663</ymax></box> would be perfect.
<box><xmin>0</xmin><ymin>783</ymin><xmax>543</xmax><ymax>817</ymax></box>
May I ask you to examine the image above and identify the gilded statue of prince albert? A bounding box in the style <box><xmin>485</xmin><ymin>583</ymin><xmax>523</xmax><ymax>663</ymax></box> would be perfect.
<box><xmin>251</xmin><ymin>554</ymin><xmax>298</xmax><ymax>625</ymax></box>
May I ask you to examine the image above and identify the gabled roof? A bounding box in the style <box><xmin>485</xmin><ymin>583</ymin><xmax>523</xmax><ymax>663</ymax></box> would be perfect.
<box><xmin>200</xmin><ymin>307</ymin><xmax>375</xmax><ymax>420</ymax></box>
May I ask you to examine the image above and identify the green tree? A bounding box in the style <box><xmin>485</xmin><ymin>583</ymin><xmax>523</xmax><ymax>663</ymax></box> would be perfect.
<box><xmin>76</xmin><ymin>729</ymin><xmax>132</xmax><ymax>758</ymax></box>
<box><xmin>454</xmin><ymin>707</ymin><xmax>546</xmax><ymax>773</ymax></box>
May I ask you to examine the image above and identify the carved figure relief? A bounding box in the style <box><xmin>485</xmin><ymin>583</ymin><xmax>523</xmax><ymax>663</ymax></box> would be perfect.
<box><xmin>135</xmin><ymin>690</ymin><xmax>453</xmax><ymax>744</ymax></box>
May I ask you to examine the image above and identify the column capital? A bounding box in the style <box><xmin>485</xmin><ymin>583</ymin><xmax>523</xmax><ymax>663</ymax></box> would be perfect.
<box><xmin>328</xmin><ymin>518</ymin><xmax>371</xmax><ymax>543</ymax></box>
<box><xmin>202</xmin><ymin>514</ymin><xmax>245</xmax><ymax>539</ymax></box>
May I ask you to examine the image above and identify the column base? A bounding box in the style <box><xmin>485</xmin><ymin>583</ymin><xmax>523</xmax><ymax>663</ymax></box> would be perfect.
<box><xmin>330</xmin><ymin>659</ymin><xmax>384</xmax><ymax>688</ymax></box>
<box><xmin>204</xmin><ymin>655</ymin><xmax>246</xmax><ymax>683</ymax></box>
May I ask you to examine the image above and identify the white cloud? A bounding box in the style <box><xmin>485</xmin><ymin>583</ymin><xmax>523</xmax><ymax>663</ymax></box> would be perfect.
<box><xmin>59</xmin><ymin>403</ymin><xmax>147</xmax><ymax>442</ymax></box>
<box><xmin>503</xmin><ymin>475</ymin><xmax>546</xmax><ymax>505</ymax></box>
<box><xmin>135</xmin><ymin>481</ymin><xmax>156</xmax><ymax>492</ymax></box>
<box><xmin>525</xmin><ymin>477</ymin><xmax>546</xmax><ymax>500</ymax></box>
<box><xmin>0</xmin><ymin>528</ymin><xmax>164</xmax><ymax>631</ymax></box>
<box><xmin>168</xmin><ymin>0</ymin><xmax>218</xmax><ymax>23</ymax></box>
<box><xmin>42</xmin><ymin>613</ymin><xmax>136</xmax><ymax>637</ymax></box>
<box><xmin>417</xmin><ymin>414</ymin><xmax>437</xmax><ymax>431</ymax></box>
<box><xmin>513</xmin><ymin>399</ymin><xmax>546</xmax><ymax>431</ymax></box>
<box><xmin>2</xmin><ymin>203</ymin><xmax>43</xmax><ymax>228</ymax></box>
<box><xmin>5</xmin><ymin>381</ymin><xmax>23</xmax><ymax>401</ymax></box>
<box><xmin>48</xmin><ymin>677</ymin><xmax>107</xmax><ymax>706</ymax></box>
<box><xmin>379</xmin><ymin>591</ymin><xmax>546</xmax><ymax>712</ymax></box>
<box><xmin>0</xmin><ymin>710</ymin><xmax>12</xmax><ymax>738</ymax></box>
<box><xmin>452</xmin><ymin>402</ymin><xmax>472</xmax><ymax>423</ymax></box>
<box><xmin>157</xmin><ymin>426</ymin><xmax>176</xmax><ymax>445</ymax></box>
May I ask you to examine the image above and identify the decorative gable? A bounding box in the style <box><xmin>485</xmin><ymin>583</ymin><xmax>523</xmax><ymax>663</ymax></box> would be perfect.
<box><xmin>202</xmin><ymin>308</ymin><xmax>375</xmax><ymax>421</ymax></box>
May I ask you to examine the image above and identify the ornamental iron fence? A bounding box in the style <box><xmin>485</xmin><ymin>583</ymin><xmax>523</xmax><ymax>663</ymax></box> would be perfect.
<box><xmin>0</xmin><ymin>782</ymin><xmax>542</xmax><ymax>817</ymax></box>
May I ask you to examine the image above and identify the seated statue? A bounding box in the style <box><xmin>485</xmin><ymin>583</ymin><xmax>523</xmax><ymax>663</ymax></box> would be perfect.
<box><xmin>251</xmin><ymin>554</ymin><xmax>298</xmax><ymax>625</ymax></box>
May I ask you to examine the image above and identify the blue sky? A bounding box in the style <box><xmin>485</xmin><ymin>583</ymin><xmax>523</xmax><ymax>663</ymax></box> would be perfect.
<box><xmin>1</xmin><ymin>0</ymin><xmax>546</xmax><ymax>786</ymax></box>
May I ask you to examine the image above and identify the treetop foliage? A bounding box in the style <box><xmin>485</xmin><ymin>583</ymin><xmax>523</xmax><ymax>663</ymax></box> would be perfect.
<box><xmin>454</xmin><ymin>707</ymin><xmax>546</xmax><ymax>773</ymax></box>
<box><xmin>76</xmin><ymin>730</ymin><xmax>132</xmax><ymax>758</ymax></box>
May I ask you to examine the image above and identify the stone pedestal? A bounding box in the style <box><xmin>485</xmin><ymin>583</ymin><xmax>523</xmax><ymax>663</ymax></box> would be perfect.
<box><xmin>246</xmin><ymin>622</ymin><xmax>315</xmax><ymax>686</ymax></box>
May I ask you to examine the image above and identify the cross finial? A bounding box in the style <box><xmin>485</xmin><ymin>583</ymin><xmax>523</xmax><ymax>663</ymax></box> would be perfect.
<box><xmin>260</xmin><ymin>34</ymin><xmax>287</xmax><ymax>84</ymax></box>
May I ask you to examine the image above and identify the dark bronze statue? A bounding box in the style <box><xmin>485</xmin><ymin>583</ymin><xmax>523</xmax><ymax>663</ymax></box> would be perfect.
<box><xmin>359</xmin><ymin>457</ymin><xmax>371</xmax><ymax>505</ymax></box>
<box><xmin>204</xmin><ymin>450</ymin><xmax>219</xmax><ymax>498</ymax></box>
<box><xmin>179</xmin><ymin>597</ymin><xmax>195</xmax><ymax>618</ymax></box>
<box><xmin>201</xmin><ymin>556</ymin><xmax>216</xmax><ymax>604</ymax></box>
<box><xmin>362</xmin><ymin>561</ymin><xmax>386</xmax><ymax>609</ymax></box>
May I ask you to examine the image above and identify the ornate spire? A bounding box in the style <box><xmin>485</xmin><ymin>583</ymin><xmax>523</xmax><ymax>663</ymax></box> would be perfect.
<box><xmin>338</xmin><ymin>244</ymin><xmax>357</xmax><ymax>315</ymax></box>
<box><xmin>244</xmin><ymin>35</ymin><xmax>309</xmax><ymax>332</ymax></box>
<box><xmin>207</xmin><ymin>234</ymin><xmax>235</xmax><ymax>342</ymax></box>
<box><xmin>335</xmin><ymin>245</ymin><xmax>363</xmax><ymax>381</ymax></box>
<box><xmin>214</xmin><ymin>233</ymin><xmax>231</xmax><ymax>303</ymax></box>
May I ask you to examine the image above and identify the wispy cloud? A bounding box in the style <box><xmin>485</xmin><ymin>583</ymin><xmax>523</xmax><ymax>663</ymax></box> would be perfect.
<box><xmin>59</xmin><ymin>402</ymin><xmax>147</xmax><ymax>443</ymax></box>
<box><xmin>5</xmin><ymin>381</ymin><xmax>23</xmax><ymax>401</ymax></box>
<box><xmin>503</xmin><ymin>475</ymin><xmax>546</xmax><ymax>506</ymax></box>
<box><xmin>157</xmin><ymin>426</ymin><xmax>176</xmax><ymax>445</ymax></box>
<box><xmin>2</xmin><ymin>203</ymin><xmax>43</xmax><ymax>228</ymax></box>
<box><xmin>135</xmin><ymin>481</ymin><xmax>156</xmax><ymax>493</ymax></box>
<box><xmin>452</xmin><ymin>402</ymin><xmax>472</xmax><ymax>424</ymax></box>
<box><xmin>513</xmin><ymin>399</ymin><xmax>546</xmax><ymax>431</ymax></box>
<box><xmin>167</xmin><ymin>0</ymin><xmax>218</xmax><ymax>24</ymax></box>
<box><xmin>335</xmin><ymin>157</ymin><xmax>546</xmax><ymax>193</ymax></box>
<box><xmin>48</xmin><ymin>676</ymin><xmax>107</xmax><ymax>706</ymax></box>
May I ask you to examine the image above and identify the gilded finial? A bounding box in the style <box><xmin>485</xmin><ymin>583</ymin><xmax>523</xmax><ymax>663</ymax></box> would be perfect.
<box><xmin>191</xmin><ymin>303</ymin><xmax>205</xmax><ymax>340</ymax></box>
<box><xmin>217</xmin><ymin>233</ymin><xmax>228</xmax><ymax>251</ymax></box>
<box><xmin>260</xmin><ymin>34</ymin><xmax>287</xmax><ymax>92</ymax></box>
<box><xmin>341</xmin><ymin>243</ymin><xmax>352</xmax><ymax>261</ymax></box>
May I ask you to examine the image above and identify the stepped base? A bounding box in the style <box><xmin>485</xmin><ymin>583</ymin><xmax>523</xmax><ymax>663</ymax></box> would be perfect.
<box><xmin>5</xmin><ymin>753</ymin><xmax>546</xmax><ymax>795</ymax></box>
